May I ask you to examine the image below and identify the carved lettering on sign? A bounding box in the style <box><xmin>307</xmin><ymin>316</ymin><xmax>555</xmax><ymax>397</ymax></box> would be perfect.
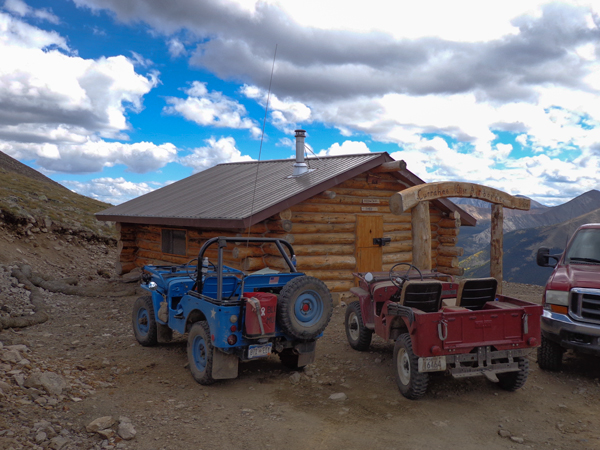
<box><xmin>361</xmin><ymin>207</ymin><xmax>378</xmax><ymax>212</ymax></box>
<box><xmin>362</xmin><ymin>199</ymin><xmax>380</xmax><ymax>204</ymax></box>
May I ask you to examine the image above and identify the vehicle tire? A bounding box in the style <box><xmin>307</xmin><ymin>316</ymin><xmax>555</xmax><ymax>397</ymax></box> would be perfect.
<box><xmin>537</xmin><ymin>336</ymin><xmax>564</xmax><ymax>371</ymax></box>
<box><xmin>187</xmin><ymin>321</ymin><xmax>215</xmax><ymax>385</ymax></box>
<box><xmin>132</xmin><ymin>296</ymin><xmax>158</xmax><ymax>347</ymax></box>
<box><xmin>278</xmin><ymin>349</ymin><xmax>306</xmax><ymax>370</ymax></box>
<box><xmin>497</xmin><ymin>357</ymin><xmax>529</xmax><ymax>391</ymax></box>
<box><xmin>277</xmin><ymin>276</ymin><xmax>333</xmax><ymax>340</ymax></box>
<box><xmin>393</xmin><ymin>333</ymin><xmax>428</xmax><ymax>400</ymax></box>
<box><xmin>345</xmin><ymin>301</ymin><xmax>373</xmax><ymax>351</ymax></box>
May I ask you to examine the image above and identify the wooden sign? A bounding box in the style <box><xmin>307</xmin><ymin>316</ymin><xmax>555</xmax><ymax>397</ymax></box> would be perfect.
<box><xmin>390</xmin><ymin>181</ymin><xmax>531</xmax><ymax>214</ymax></box>
<box><xmin>362</xmin><ymin>199</ymin><xmax>380</xmax><ymax>204</ymax></box>
<box><xmin>361</xmin><ymin>207</ymin><xmax>378</xmax><ymax>212</ymax></box>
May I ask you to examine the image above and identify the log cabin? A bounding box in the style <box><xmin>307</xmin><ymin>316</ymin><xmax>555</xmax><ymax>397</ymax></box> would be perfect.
<box><xmin>95</xmin><ymin>130</ymin><xmax>476</xmax><ymax>300</ymax></box>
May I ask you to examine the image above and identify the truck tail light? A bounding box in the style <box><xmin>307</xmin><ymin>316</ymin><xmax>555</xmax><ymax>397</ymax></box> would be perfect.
<box><xmin>227</xmin><ymin>334</ymin><xmax>237</xmax><ymax>345</ymax></box>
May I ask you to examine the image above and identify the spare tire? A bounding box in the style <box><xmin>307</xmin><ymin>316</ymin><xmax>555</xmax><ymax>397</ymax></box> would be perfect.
<box><xmin>277</xmin><ymin>276</ymin><xmax>333</xmax><ymax>340</ymax></box>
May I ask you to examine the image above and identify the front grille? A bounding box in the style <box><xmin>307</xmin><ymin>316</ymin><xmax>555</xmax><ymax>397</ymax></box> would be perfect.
<box><xmin>570</xmin><ymin>288</ymin><xmax>600</xmax><ymax>324</ymax></box>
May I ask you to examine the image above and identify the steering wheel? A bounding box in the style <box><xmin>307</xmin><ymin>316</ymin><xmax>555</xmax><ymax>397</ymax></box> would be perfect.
<box><xmin>186</xmin><ymin>258</ymin><xmax>217</xmax><ymax>282</ymax></box>
<box><xmin>389</xmin><ymin>263</ymin><xmax>422</xmax><ymax>289</ymax></box>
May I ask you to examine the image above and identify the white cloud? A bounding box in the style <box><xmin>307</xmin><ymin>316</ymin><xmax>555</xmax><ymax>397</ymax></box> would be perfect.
<box><xmin>3</xmin><ymin>0</ymin><xmax>60</xmax><ymax>24</ymax></box>
<box><xmin>62</xmin><ymin>177</ymin><xmax>165</xmax><ymax>205</ymax></box>
<box><xmin>179</xmin><ymin>136</ymin><xmax>254</xmax><ymax>173</ymax></box>
<box><xmin>164</xmin><ymin>81</ymin><xmax>261</xmax><ymax>137</ymax></box>
<box><xmin>6</xmin><ymin>139</ymin><xmax>178</xmax><ymax>174</ymax></box>
<box><xmin>167</xmin><ymin>37</ymin><xmax>186</xmax><ymax>57</ymax></box>
<box><xmin>318</xmin><ymin>140</ymin><xmax>371</xmax><ymax>156</ymax></box>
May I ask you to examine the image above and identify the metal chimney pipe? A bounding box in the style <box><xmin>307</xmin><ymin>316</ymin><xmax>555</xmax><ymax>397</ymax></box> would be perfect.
<box><xmin>293</xmin><ymin>129</ymin><xmax>308</xmax><ymax>176</ymax></box>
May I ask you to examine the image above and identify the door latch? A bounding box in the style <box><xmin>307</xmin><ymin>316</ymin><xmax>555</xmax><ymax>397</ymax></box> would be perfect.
<box><xmin>373</xmin><ymin>237</ymin><xmax>391</xmax><ymax>246</ymax></box>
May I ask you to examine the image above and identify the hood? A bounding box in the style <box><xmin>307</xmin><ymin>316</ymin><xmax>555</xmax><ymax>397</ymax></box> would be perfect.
<box><xmin>547</xmin><ymin>262</ymin><xmax>600</xmax><ymax>291</ymax></box>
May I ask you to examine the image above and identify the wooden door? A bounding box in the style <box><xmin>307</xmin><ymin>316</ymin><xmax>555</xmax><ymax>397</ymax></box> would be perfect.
<box><xmin>355</xmin><ymin>215</ymin><xmax>383</xmax><ymax>275</ymax></box>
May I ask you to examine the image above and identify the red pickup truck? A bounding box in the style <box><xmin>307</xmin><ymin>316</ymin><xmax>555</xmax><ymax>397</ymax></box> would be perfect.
<box><xmin>536</xmin><ymin>223</ymin><xmax>600</xmax><ymax>370</ymax></box>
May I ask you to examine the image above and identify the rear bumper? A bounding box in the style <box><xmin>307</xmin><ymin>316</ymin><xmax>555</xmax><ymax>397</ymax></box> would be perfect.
<box><xmin>541</xmin><ymin>310</ymin><xmax>600</xmax><ymax>355</ymax></box>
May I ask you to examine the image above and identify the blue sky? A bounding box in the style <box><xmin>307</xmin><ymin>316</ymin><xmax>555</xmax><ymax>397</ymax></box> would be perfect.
<box><xmin>2</xmin><ymin>0</ymin><xmax>600</xmax><ymax>206</ymax></box>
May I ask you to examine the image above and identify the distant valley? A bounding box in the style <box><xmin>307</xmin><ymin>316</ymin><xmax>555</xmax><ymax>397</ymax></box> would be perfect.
<box><xmin>457</xmin><ymin>190</ymin><xmax>600</xmax><ymax>285</ymax></box>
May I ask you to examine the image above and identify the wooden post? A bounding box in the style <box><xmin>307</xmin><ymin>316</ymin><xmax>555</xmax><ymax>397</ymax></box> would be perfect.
<box><xmin>411</xmin><ymin>201</ymin><xmax>431</xmax><ymax>271</ymax></box>
<box><xmin>490</xmin><ymin>203</ymin><xmax>503</xmax><ymax>294</ymax></box>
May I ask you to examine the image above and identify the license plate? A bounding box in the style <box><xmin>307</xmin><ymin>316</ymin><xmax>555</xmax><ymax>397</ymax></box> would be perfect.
<box><xmin>418</xmin><ymin>356</ymin><xmax>446</xmax><ymax>373</ymax></box>
<box><xmin>248</xmin><ymin>343</ymin><xmax>272</xmax><ymax>359</ymax></box>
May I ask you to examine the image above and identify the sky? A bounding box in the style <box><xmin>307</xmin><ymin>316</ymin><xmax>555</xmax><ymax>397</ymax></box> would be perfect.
<box><xmin>1</xmin><ymin>0</ymin><xmax>600</xmax><ymax>207</ymax></box>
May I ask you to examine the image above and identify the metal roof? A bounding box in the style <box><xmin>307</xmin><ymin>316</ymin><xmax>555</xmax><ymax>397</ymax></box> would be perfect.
<box><xmin>96</xmin><ymin>153</ymin><xmax>476</xmax><ymax>228</ymax></box>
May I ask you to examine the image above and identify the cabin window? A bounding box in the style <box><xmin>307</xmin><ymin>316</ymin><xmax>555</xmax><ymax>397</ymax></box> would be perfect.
<box><xmin>162</xmin><ymin>229</ymin><xmax>187</xmax><ymax>255</ymax></box>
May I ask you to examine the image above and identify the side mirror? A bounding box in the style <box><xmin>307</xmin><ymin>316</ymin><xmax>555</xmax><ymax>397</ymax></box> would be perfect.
<box><xmin>536</xmin><ymin>247</ymin><xmax>558</xmax><ymax>268</ymax></box>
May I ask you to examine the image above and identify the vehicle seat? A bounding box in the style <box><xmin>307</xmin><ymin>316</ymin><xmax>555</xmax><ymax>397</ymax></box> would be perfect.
<box><xmin>455</xmin><ymin>277</ymin><xmax>498</xmax><ymax>310</ymax></box>
<box><xmin>400</xmin><ymin>280</ymin><xmax>443</xmax><ymax>313</ymax></box>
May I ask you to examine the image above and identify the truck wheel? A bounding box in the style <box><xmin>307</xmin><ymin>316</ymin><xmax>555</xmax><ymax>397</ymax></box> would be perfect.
<box><xmin>277</xmin><ymin>276</ymin><xmax>333</xmax><ymax>340</ymax></box>
<box><xmin>497</xmin><ymin>357</ymin><xmax>529</xmax><ymax>391</ymax></box>
<box><xmin>345</xmin><ymin>301</ymin><xmax>373</xmax><ymax>351</ymax></box>
<box><xmin>394</xmin><ymin>333</ymin><xmax>428</xmax><ymax>400</ymax></box>
<box><xmin>187</xmin><ymin>321</ymin><xmax>215</xmax><ymax>385</ymax></box>
<box><xmin>537</xmin><ymin>336</ymin><xmax>564</xmax><ymax>371</ymax></box>
<box><xmin>132</xmin><ymin>296</ymin><xmax>158</xmax><ymax>347</ymax></box>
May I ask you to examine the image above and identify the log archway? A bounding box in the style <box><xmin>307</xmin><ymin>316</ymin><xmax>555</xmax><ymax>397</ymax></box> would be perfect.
<box><xmin>389</xmin><ymin>182</ymin><xmax>531</xmax><ymax>293</ymax></box>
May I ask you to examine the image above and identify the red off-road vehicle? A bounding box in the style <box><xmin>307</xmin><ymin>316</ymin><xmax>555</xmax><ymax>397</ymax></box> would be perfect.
<box><xmin>345</xmin><ymin>264</ymin><xmax>542</xmax><ymax>400</ymax></box>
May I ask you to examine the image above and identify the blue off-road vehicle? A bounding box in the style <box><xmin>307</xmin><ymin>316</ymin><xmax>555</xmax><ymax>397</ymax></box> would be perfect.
<box><xmin>132</xmin><ymin>237</ymin><xmax>333</xmax><ymax>384</ymax></box>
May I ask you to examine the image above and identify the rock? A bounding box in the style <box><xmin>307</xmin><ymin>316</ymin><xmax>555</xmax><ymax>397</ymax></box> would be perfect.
<box><xmin>118</xmin><ymin>421</ymin><xmax>136</xmax><ymax>440</ymax></box>
<box><xmin>510</xmin><ymin>436</ymin><xmax>524</xmax><ymax>444</ymax></box>
<box><xmin>86</xmin><ymin>416</ymin><xmax>116</xmax><ymax>433</ymax></box>
<box><xmin>49</xmin><ymin>436</ymin><xmax>69</xmax><ymax>450</ymax></box>
<box><xmin>1</xmin><ymin>349</ymin><xmax>22</xmax><ymax>363</ymax></box>
<box><xmin>329</xmin><ymin>392</ymin><xmax>348</xmax><ymax>402</ymax></box>
<box><xmin>24</xmin><ymin>372</ymin><xmax>67</xmax><ymax>395</ymax></box>
<box><xmin>35</xmin><ymin>431</ymin><xmax>47</xmax><ymax>443</ymax></box>
<box><xmin>289</xmin><ymin>372</ymin><xmax>302</xmax><ymax>384</ymax></box>
<box><xmin>0</xmin><ymin>380</ymin><xmax>12</xmax><ymax>391</ymax></box>
<box><xmin>498</xmin><ymin>429</ymin><xmax>511</xmax><ymax>438</ymax></box>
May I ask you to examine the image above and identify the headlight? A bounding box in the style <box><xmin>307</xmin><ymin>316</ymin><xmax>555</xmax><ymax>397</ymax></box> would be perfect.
<box><xmin>545</xmin><ymin>290</ymin><xmax>569</xmax><ymax>306</ymax></box>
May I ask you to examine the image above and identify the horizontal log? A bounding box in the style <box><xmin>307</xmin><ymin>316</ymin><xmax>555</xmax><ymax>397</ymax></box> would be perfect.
<box><xmin>436</xmin><ymin>256</ymin><xmax>459</xmax><ymax>268</ymax></box>
<box><xmin>331</xmin><ymin>187</ymin><xmax>399</xmax><ymax>198</ymax></box>
<box><xmin>291</xmin><ymin>213</ymin><xmax>357</xmax><ymax>224</ymax></box>
<box><xmin>437</xmin><ymin>227</ymin><xmax>459</xmax><ymax>236</ymax></box>
<box><xmin>116</xmin><ymin>261</ymin><xmax>137</xmax><ymax>275</ymax></box>
<box><xmin>136</xmin><ymin>239</ymin><xmax>161</xmax><ymax>253</ymax></box>
<box><xmin>339</xmin><ymin>178</ymin><xmax>407</xmax><ymax>192</ymax></box>
<box><xmin>263</xmin><ymin>244</ymin><xmax>354</xmax><ymax>257</ymax></box>
<box><xmin>436</xmin><ymin>266</ymin><xmax>465</xmax><ymax>276</ymax></box>
<box><xmin>301</xmin><ymin>270</ymin><xmax>355</xmax><ymax>281</ymax></box>
<box><xmin>265</xmin><ymin>220</ymin><xmax>293</xmax><ymax>233</ymax></box>
<box><xmin>383</xmin><ymin>223</ymin><xmax>411</xmax><ymax>232</ymax></box>
<box><xmin>119</xmin><ymin>253</ymin><xmax>136</xmax><ymax>263</ymax></box>
<box><xmin>290</xmin><ymin>233</ymin><xmax>356</xmax><ymax>245</ymax></box>
<box><xmin>292</xmin><ymin>203</ymin><xmax>383</xmax><ymax>214</ymax></box>
<box><xmin>266</xmin><ymin>255</ymin><xmax>356</xmax><ymax>270</ymax></box>
<box><xmin>437</xmin><ymin>236</ymin><xmax>458</xmax><ymax>245</ymax></box>
<box><xmin>187</xmin><ymin>229</ymin><xmax>242</xmax><ymax>240</ymax></box>
<box><xmin>232</xmin><ymin>246</ymin><xmax>265</xmax><ymax>259</ymax></box>
<box><xmin>136</xmin><ymin>250</ymin><xmax>190</xmax><ymax>265</ymax></box>
<box><xmin>119</xmin><ymin>246</ymin><xmax>136</xmax><ymax>257</ymax></box>
<box><xmin>382</xmin><ymin>252</ymin><xmax>412</xmax><ymax>264</ymax></box>
<box><xmin>439</xmin><ymin>217</ymin><xmax>461</xmax><ymax>228</ymax></box>
<box><xmin>382</xmin><ymin>242</ymin><xmax>412</xmax><ymax>253</ymax></box>
<box><xmin>289</xmin><ymin>223</ymin><xmax>355</xmax><ymax>234</ymax></box>
<box><xmin>303</xmin><ymin>196</ymin><xmax>390</xmax><ymax>206</ymax></box>
<box><xmin>383</xmin><ymin>213</ymin><xmax>441</xmax><ymax>223</ymax></box>
<box><xmin>383</xmin><ymin>231</ymin><xmax>412</xmax><ymax>241</ymax></box>
<box><xmin>323</xmin><ymin>280</ymin><xmax>355</xmax><ymax>293</ymax></box>
<box><xmin>371</xmin><ymin>160</ymin><xmax>407</xmax><ymax>173</ymax></box>
<box><xmin>242</xmin><ymin>257</ymin><xmax>266</xmax><ymax>272</ymax></box>
<box><xmin>118</xmin><ymin>240</ymin><xmax>136</xmax><ymax>252</ymax></box>
<box><xmin>437</xmin><ymin>246</ymin><xmax>464</xmax><ymax>257</ymax></box>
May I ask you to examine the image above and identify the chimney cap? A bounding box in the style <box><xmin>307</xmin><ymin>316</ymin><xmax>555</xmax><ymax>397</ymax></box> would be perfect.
<box><xmin>295</xmin><ymin>129</ymin><xmax>306</xmax><ymax>136</ymax></box>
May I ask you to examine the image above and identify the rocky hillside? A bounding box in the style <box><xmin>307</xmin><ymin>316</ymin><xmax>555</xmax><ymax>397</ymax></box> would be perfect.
<box><xmin>0</xmin><ymin>150</ymin><xmax>116</xmax><ymax>243</ymax></box>
<box><xmin>458</xmin><ymin>190</ymin><xmax>600</xmax><ymax>257</ymax></box>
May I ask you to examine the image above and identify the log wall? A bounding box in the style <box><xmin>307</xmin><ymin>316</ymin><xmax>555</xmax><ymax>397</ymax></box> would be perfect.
<box><xmin>115</xmin><ymin>170</ymin><xmax>465</xmax><ymax>296</ymax></box>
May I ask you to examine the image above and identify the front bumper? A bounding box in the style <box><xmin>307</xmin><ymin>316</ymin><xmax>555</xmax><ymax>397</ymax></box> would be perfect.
<box><xmin>541</xmin><ymin>310</ymin><xmax>600</xmax><ymax>355</ymax></box>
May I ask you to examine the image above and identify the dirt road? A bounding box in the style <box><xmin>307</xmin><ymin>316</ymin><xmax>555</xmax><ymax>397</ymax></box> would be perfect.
<box><xmin>1</xmin><ymin>233</ymin><xmax>600</xmax><ymax>450</ymax></box>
